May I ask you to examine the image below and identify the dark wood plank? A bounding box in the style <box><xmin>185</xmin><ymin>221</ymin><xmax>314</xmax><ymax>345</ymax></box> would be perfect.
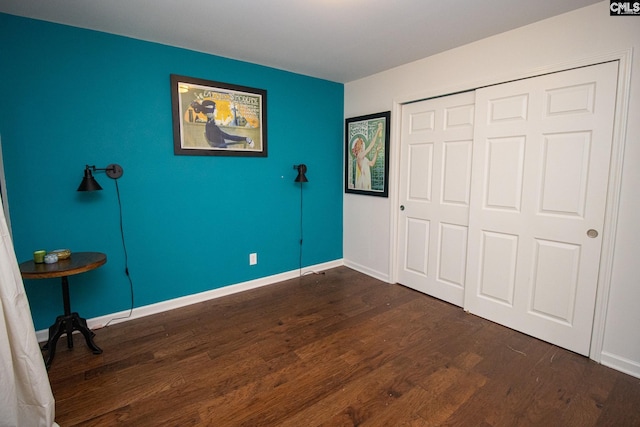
<box><xmin>45</xmin><ymin>267</ymin><xmax>640</xmax><ymax>426</ymax></box>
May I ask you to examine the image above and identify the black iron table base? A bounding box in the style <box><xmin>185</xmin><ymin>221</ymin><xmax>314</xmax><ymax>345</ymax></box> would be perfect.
<box><xmin>41</xmin><ymin>276</ymin><xmax>102</xmax><ymax>369</ymax></box>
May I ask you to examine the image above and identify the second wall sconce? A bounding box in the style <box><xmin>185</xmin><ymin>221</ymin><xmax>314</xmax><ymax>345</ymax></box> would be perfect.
<box><xmin>293</xmin><ymin>164</ymin><xmax>308</xmax><ymax>183</ymax></box>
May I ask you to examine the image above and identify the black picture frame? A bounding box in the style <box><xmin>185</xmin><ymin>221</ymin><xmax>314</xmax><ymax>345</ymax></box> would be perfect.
<box><xmin>345</xmin><ymin>111</ymin><xmax>390</xmax><ymax>197</ymax></box>
<box><xmin>171</xmin><ymin>74</ymin><xmax>267</xmax><ymax>157</ymax></box>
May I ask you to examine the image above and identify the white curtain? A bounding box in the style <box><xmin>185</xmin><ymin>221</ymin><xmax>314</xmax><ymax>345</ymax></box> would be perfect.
<box><xmin>0</xmin><ymin>195</ymin><xmax>56</xmax><ymax>426</ymax></box>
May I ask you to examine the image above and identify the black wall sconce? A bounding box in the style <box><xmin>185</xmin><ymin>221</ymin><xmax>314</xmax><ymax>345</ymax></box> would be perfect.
<box><xmin>293</xmin><ymin>164</ymin><xmax>308</xmax><ymax>183</ymax></box>
<box><xmin>77</xmin><ymin>164</ymin><xmax>124</xmax><ymax>191</ymax></box>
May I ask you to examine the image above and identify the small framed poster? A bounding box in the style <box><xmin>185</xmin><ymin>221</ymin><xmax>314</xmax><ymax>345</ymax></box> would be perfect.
<box><xmin>345</xmin><ymin>111</ymin><xmax>390</xmax><ymax>197</ymax></box>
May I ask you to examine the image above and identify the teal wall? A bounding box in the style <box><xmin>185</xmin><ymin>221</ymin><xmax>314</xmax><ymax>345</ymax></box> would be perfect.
<box><xmin>0</xmin><ymin>14</ymin><xmax>344</xmax><ymax>330</ymax></box>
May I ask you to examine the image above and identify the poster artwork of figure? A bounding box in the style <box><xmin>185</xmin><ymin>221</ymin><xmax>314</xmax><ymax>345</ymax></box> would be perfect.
<box><xmin>190</xmin><ymin>99</ymin><xmax>254</xmax><ymax>149</ymax></box>
<box><xmin>349</xmin><ymin>121</ymin><xmax>384</xmax><ymax>191</ymax></box>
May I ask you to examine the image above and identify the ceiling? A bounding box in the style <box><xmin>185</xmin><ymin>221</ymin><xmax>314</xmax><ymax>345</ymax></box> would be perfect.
<box><xmin>0</xmin><ymin>0</ymin><xmax>601</xmax><ymax>83</ymax></box>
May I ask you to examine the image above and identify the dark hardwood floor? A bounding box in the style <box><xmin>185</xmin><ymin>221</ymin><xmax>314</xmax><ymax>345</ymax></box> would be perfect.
<box><xmin>46</xmin><ymin>267</ymin><xmax>640</xmax><ymax>426</ymax></box>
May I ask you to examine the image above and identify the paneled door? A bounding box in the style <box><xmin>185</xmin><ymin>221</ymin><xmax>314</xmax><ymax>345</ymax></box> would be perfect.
<box><xmin>464</xmin><ymin>62</ymin><xmax>618</xmax><ymax>355</ymax></box>
<box><xmin>397</xmin><ymin>91</ymin><xmax>475</xmax><ymax>306</ymax></box>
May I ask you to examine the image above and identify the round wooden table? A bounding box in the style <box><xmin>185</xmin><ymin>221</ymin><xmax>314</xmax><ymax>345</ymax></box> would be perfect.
<box><xmin>19</xmin><ymin>251</ymin><xmax>106</xmax><ymax>369</ymax></box>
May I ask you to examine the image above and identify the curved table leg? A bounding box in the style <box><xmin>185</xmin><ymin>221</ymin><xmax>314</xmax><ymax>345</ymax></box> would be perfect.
<box><xmin>42</xmin><ymin>315</ymin><xmax>67</xmax><ymax>369</ymax></box>
<box><xmin>71</xmin><ymin>313</ymin><xmax>102</xmax><ymax>354</ymax></box>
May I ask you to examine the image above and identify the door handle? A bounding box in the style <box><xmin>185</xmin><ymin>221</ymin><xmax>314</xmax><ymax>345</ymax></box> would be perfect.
<box><xmin>400</xmin><ymin>205</ymin><xmax>405</xmax><ymax>211</ymax></box>
<box><xmin>587</xmin><ymin>229</ymin><xmax>599</xmax><ymax>238</ymax></box>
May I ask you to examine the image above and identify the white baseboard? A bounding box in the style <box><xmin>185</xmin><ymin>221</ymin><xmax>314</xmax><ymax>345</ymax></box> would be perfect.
<box><xmin>600</xmin><ymin>351</ymin><xmax>640</xmax><ymax>380</ymax></box>
<box><xmin>343</xmin><ymin>259</ymin><xmax>390</xmax><ymax>283</ymax></box>
<box><xmin>35</xmin><ymin>259</ymin><xmax>344</xmax><ymax>343</ymax></box>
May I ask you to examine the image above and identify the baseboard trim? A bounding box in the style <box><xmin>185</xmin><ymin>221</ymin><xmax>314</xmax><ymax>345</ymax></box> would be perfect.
<box><xmin>600</xmin><ymin>351</ymin><xmax>640</xmax><ymax>380</ymax></box>
<box><xmin>36</xmin><ymin>259</ymin><xmax>344</xmax><ymax>343</ymax></box>
<box><xmin>343</xmin><ymin>259</ymin><xmax>390</xmax><ymax>283</ymax></box>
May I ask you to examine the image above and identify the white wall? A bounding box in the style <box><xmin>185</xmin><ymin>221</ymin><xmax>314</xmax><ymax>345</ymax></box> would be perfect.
<box><xmin>344</xmin><ymin>1</ymin><xmax>640</xmax><ymax>378</ymax></box>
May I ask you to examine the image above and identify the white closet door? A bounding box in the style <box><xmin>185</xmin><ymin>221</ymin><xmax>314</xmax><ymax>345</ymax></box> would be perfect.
<box><xmin>397</xmin><ymin>91</ymin><xmax>475</xmax><ymax>306</ymax></box>
<box><xmin>464</xmin><ymin>62</ymin><xmax>618</xmax><ymax>355</ymax></box>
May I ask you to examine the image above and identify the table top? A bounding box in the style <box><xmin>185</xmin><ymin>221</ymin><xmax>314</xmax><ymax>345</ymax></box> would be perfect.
<box><xmin>19</xmin><ymin>251</ymin><xmax>107</xmax><ymax>279</ymax></box>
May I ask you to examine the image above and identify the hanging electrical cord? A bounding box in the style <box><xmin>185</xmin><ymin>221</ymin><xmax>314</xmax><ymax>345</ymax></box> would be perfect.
<box><xmin>294</xmin><ymin>164</ymin><xmax>308</xmax><ymax>277</ymax></box>
<box><xmin>293</xmin><ymin>163</ymin><xmax>324</xmax><ymax>278</ymax></box>
<box><xmin>103</xmin><ymin>179</ymin><xmax>134</xmax><ymax>327</ymax></box>
<box><xmin>77</xmin><ymin>164</ymin><xmax>134</xmax><ymax>328</ymax></box>
<box><xmin>298</xmin><ymin>178</ymin><xmax>304</xmax><ymax>277</ymax></box>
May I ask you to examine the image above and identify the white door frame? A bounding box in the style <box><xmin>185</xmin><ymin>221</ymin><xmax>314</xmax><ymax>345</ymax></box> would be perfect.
<box><xmin>389</xmin><ymin>48</ymin><xmax>633</xmax><ymax>363</ymax></box>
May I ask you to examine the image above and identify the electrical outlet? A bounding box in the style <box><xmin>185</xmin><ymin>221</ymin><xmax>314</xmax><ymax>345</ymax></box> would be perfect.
<box><xmin>249</xmin><ymin>253</ymin><xmax>258</xmax><ymax>265</ymax></box>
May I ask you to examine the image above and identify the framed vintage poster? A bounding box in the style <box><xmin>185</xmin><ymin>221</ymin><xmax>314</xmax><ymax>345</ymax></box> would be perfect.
<box><xmin>170</xmin><ymin>74</ymin><xmax>267</xmax><ymax>157</ymax></box>
<box><xmin>345</xmin><ymin>111</ymin><xmax>390</xmax><ymax>197</ymax></box>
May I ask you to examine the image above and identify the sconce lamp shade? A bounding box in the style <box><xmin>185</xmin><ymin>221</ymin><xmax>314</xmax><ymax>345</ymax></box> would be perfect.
<box><xmin>77</xmin><ymin>167</ymin><xmax>103</xmax><ymax>191</ymax></box>
<box><xmin>77</xmin><ymin>164</ymin><xmax>124</xmax><ymax>191</ymax></box>
<box><xmin>294</xmin><ymin>164</ymin><xmax>308</xmax><ymax>183</ymax></box>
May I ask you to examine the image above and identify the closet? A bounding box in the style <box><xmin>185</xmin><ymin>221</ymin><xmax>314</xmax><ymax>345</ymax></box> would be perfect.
<box><xmin>397</xmin><ymin>61</ymin><xmax>618</xmax><ymax>355</ymax></box>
